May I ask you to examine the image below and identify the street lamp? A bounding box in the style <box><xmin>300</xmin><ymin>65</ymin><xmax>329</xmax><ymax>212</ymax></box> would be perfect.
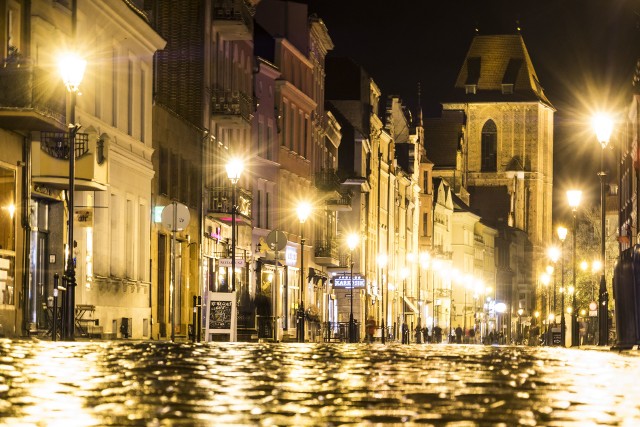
<box><xmin>567</xmin><ymin>190</ymin><xmax>582</xmax><ymax>346</ymax></box>
<box><xmin>418</xmin><ymin>251</ymin><xmax>430</xmax><ymax>344</ymax></box>
<box><xmin>226</xmin><ymin>157</ymin><xmax>244</xmax><ymax>295</ymax></box>
<box><xmin>557</xmin><ymin>225</ymin><xmax>568</xmax><ymax>346</ymax></box>
<box><xmin>296</xmin><ymin>201</ymin><xmax>311</xmax><ymax>343</ymax></box>
<box><xmin>592</xmin><ymin>113</ymin><xmax>613</xmax><ymax>346</ymax></box>
<box><xmin>347</xmin><ymin>233</ymin><xmax>359</xmax><ymax>343</ymax></box>
<box><xmin>540</xmin><ymin>272</ymin><xmax>550</xmax><ymax>343</ymax></box>
<box><xmin>377</xmin><ymin>253</ymin><xmax>388</xmax><ymax>344</ymax></box>
<box><xmin>401</xmin><ymin>267</ymin><xmax>409</xmax><ymax>344</ymax></box>
<box><xmin>58</xmin><ymin>52</ymin><xmax>86</xmax><ymax>340</ymax></box>
<box><xmin>517</xmin><ymin>308</ymin><xmax>524</xmax><ymax>344</ymax></box>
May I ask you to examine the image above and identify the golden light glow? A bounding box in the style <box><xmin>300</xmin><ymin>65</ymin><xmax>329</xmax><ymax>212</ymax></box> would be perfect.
<box><xmin>540</xmin><ymin>273</ymin><xmax>550</xmax><ymax>286</ymax></box>
<box><xmin>548</xmin><ymin>247</ymin><xmax>560</xmax><ymax>263</ymax></box>
<box><xmin>567</xmin><ymin>190</ymin><xmax>582</xmax><ymax>209</ymax></box>
<box><xmin>557</xmin><ymin>226</ymin><xmax>568</xmax><ymax>242</ymax></box>
<box><xmin>225</xmin><ymin>157</ymin><xmax>244</xmax><ymax>183</ymax></box>
<box><xmin>296</xmin><ymin>201</ymin><xmax>312</xmax><ymax>223</ymax></box>
<box><xmin>346</xmin><ymin>233</ymin><xmax>359</xmax><ymax>251</ymax></box>
<box><xmin>58</xmin><ymin>52</ymin><xmax>86</xmax><ymax>92</ymax></box>
<box><xmin>592</xmin><ymin>113</ymin><xmax>614</xmax><ymax>147</ymax></box>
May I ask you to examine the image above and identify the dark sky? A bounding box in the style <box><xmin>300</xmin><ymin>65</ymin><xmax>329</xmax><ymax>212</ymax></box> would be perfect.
<box><xmin>306</xmin><ymin>0</ymin><xmax>639</xmax><ymax>222</ymax></box>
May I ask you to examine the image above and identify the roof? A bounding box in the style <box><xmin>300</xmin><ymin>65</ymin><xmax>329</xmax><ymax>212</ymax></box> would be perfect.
<box><xmin>424</xmin><ymin>110</ymin><xmax>465</xmax><ymax>168</ymax></box>
<box><xmin>468</xmin><ymin>186</ymin><xmax>511</xmax><ymax>228</ymax></box>
<box><xmin>445</xmin><ymin>34</ymin><xmax>553</xmax><ymax>108</ymax></box>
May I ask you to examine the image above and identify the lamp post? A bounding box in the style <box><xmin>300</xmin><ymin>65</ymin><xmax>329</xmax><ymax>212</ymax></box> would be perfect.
<box><xmin>377</xmin><ymin>254</ymin><xmax>387</xmax><ymax>344</ymax></box>
<box><xmin>418</xmin><ymin>252</ymin><xmax>429</xmax><ymax>344</ymax></box>
<box><xmin>557</xmin><ymin>226</ymin><xmax>568</xmax><ymax>346</ymax></box>
<box><xmin>296</xmin><ymin>202</ymin><xmax>311</xmax><ymax>343</ymax></box>
<box><xmin>58</xmin><ymin>51</ymin><xmax>86</xmax><ymax>341</ymax></box>
<box><xmin>226</xmin><ymin>158</ymin><xmax>243</xmax><ymax>295</ymax></box>
<box><xmin>401</xmin><ymin>267</ymin><xmax>409</xmax><ymax>344</ymax></box>
<box><xmin>592</xmin><ymin>113</ymin><xmax>613</xmax><ymax>346</ymax></box>
<box><xmin>567</xmin><ymin>190</ymin><xmax>582</xmax><ymax>346</ymax></box>
<box><xmin>540</xmin><ymin>272</ymin><xmax>550</xmax><ymax>343</ymax></box>
<box><xmin>347</xmin><ymin>233</ymin><xmax>359</xmax><ymax>343</ymax></box>
<box><xmin>517</xmin><ymin>308</ymin><xmax>524</xmax><ymax>344</ymax></box>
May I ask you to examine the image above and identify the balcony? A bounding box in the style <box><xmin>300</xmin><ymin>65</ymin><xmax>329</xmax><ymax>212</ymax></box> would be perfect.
<box><xmin>326</xmin><ymin>191</ymin><xmax>352</xmax><ymax>211</ymax></box>
<box><xmin>314</xmin><ymin>239</ymin><xmax>339</xmax><ymax>267</ymax></box>
<box><xmin>0</xmin><ymin>62</ymin><xmax>65</xmax><ymax>130</ymax></box>
<box><xmin>211</xmin><ymin>88</ymin><xmax>254</xmax><ymax>127</ymax></box>
<box><xmin>31</xmin><ymin>131</ymin><xmax>108</xmax><ymax>191</ymax></box>
<box><xmin>205</xmin><ymin>186</ymin><xmax>252</xmax><ymax>225</ymax></box>
<box><xmin>314</xmin><ymin>169</ymin><xmax>341</xmax><ymax>193</ymax></box>
<box><xmin>212</xmin><ymin>0</ymin><xmax>254</xmax><ymax>40</ymax></box>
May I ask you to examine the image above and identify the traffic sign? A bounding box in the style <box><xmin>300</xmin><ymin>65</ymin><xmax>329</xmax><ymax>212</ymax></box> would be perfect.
<box><xmin>266</xmin><ymin>230</ymin><xmax>287</xmax><ymax>251</ymax></box>
<box><xmin>161</xmin><ymin>202</ymin><xmax>190</xmax><ymax>231</ymax></box>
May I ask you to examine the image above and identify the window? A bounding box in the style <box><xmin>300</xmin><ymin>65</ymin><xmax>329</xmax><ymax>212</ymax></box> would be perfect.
<box><xmin>127</xmin><ymin>59</ymin><xmax>133</xmax><ymax>136</ymax></box>
<box><xmin>140</xmin><ymin>68</ymin><xmax>146</xmax><ymax>142</ymax></box>
<box><xmin>0</xmin><ymin>166</ymin><xmax>15</xmax><ymax>306</ymax></box>
<box><xmin>481</xmin><ymin>120</ymin><xmax>497</xmax><ymax>172</ymax></box>
<box><xmin>256</xmin><ymin>190</ymin><xmax>261</xmax><ymax>228</ymax></box>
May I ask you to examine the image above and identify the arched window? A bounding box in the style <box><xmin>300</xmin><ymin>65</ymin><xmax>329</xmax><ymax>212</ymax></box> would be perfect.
<box><xmin>481</xmin><ymin>120</ymin><xmax>497</xmax><ymax>172</ymax></box>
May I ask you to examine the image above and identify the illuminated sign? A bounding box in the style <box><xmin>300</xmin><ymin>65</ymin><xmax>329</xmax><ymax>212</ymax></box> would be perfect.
<box><xmin>333</xmin><ymin>274</ymin><xmax>365</xmax><ymax>289</ymax></box>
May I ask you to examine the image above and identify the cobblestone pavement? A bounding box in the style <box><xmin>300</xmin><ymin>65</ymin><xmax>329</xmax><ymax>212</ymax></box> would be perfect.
<box><xmin>0</xmin><ymin>340</ymin><xmax>639</xmax><ymax>426</ymax></box>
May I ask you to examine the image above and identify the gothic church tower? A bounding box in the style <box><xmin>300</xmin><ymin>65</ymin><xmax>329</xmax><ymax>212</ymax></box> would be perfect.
<box><xmin>442</xmin><ymin>33</ymin><xmax>554</xmax><ymax>299</ymax></box>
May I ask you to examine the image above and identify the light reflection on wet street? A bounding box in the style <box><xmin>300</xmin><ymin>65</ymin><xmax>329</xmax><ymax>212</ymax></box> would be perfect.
<box><xmin>1</xmin><ymin>340</ymin><xmax>639</xmax><ymax>426</ymax></box>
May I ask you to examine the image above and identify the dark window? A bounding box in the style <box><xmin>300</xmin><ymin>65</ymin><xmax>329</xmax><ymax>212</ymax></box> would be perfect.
<box><xmin>266</xmin><ymin>192</ymin><xmax>270</xmax><ymax>229</ymax></box>
<box><xmin>257</xmin><ymin>190</ymin><xmax>262</xmax><ymax>228</ymax></box>
<box><xmin>157</xmin><ymin>234</ymin><xmax>167</xmax><ymax>325</ymax></box>
<box><xmin>481</xmin><ymin>120</ymin><xmax>497</xmax><ymax>172</ymax></box>
<box><xmin>170</xmin><ymin>153</ymin><xmax>180</xmax><ymax>199</ymax></box>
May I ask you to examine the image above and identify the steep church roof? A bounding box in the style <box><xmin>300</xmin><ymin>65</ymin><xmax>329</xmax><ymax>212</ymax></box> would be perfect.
<box><xmin>424</xmin><ymin>110</ymin><xmax>464</xmax><ymax>169</ymax></box>
<box><xmin>446</xmin><ymin>34</ymin><xmax>553</xmax><ymax>108</ymax></box>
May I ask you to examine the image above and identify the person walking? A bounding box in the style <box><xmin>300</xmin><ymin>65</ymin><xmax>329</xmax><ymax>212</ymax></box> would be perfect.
<box><xmin>455</xmin><ymin>325</ymin><xmax>463</xmax><ymax>344</ymax></box>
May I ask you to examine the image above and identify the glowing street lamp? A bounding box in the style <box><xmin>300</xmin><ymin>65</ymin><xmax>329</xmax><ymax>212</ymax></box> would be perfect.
<box><xmin>296</xmin><ymin>201</ymin><xmax>311</xmax><ymax>342</ymax></box>
<box><xmin>377</xmin><ymin>253</ymin><xmax>388</xmax><ymax>344</ymax></box>
<box><xmin>58</xmin><ymin>51</ymin><xmax>86</xmax><ymax>340</ymax></box>
<box><xmin>567</xmin><ymin>190</ymin><xmax>582</xmax><ymax>346</ymax></box>
<box><xmin>592</xmin><ymin>113</ymin><xmax>613</xmax><ymax>346</ymax></box>
<box><xmin>347</xmin><ymin>233</ymin><xmax>359</xmax><ymax>343</ymax></box>
<box><xmin>557</xmin><ymin>226</ymin><xmax>568</xmax><ymax>346</ymax></box>
<box><xmin>226</xmin><ymin>157</ymin><xmax>244</xmax><ymax>297</ymax></box>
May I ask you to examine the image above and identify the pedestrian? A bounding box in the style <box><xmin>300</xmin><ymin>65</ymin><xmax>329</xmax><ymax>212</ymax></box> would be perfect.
<box><xmin>422</xmin><ymin>326</ymin><xmax>429</xmax><ymax>343</ymax></box>
<box><xmin>415</xmin><ymin>323</ymin><xmax>422</xmax><ymax>344</ymax></box>
<box><xmin>455</xmin><ymin>325</ymin><xmax>463</xmax><ymax>344</ymax></box>
<box><xmin>402</xmin><ymin>322</ymin><xmax>409</xmax><ymax>344</ymax></box>
<box><xmin>434</xmin><ymin>325</ymin><xmax>442</xmax><ymax>343</ymax></box>
<box><xmin>366</xmin><ymin>317</ymin><xmax>376</xmax><ymax>343</ymax></box>
<box><xmin>469</xmin><ymin>327</ymin><xmax>475</xmax><ymax>344</ymax></box>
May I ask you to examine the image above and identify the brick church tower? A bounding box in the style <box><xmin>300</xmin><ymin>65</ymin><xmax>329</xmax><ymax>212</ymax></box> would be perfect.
<box><xmin>442</xmin><ymin>33</ymin><xmax>554</xmax><ymax>312</ymax></box>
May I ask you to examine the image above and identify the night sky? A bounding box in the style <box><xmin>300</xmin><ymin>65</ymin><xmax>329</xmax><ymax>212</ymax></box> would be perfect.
<box><xmin>306</xmin><ymin>0</ymin><xmax>639</xmax><ymax>221</ymax></box>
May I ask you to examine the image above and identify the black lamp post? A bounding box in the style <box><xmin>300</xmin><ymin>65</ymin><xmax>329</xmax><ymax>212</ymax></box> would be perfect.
<box><xmin>557</xmin><ymin>226</ymin><xmax>567</xmax><ymax>346</ymax></box>
<box><xmin>58</xmin><ymin>49</ymin><xmax>86</xmax><ymax>341</ymax></box>
<box><xmin>567</xmin><ymin>190</ymin><xmax>582</xmax><ymax>347</ymax></box>
<box><xmin>226</xmin><ymin>158</ymin><xmax>243</xmax><ymax>295</ymax></box>
<box><xmin>296</xmin><ymin>202</ymin><xmax>311</xmax><ymax>343</ymax></box>
<box><xmin>347</xmin><ymin>233</ymin><xmax>358</xmax><ymax>343</ymax></box>
<box><xmin>592</xmin><ymin>114</ymin><xmax>613</xmax><ymax>346</ymax></box>
<box><xmin>377</xmin><ymin>254</ymin><xmax>387</xmax><ymax>344</ymax></box>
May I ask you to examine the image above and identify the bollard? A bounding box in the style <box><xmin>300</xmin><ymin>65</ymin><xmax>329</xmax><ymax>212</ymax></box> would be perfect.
<box><xmin>197</xmin><ymin>296</ymin><xmax>202</xmax><ymax>342</ymax></box>
<box><xmin>53</xmin><ymin>273</ymin><xmax>59</xmax><ymax>341</ymax></box>
<box><xmin>192</xmin><ymin>296</ymin><xmax>197</xmax><ymax>343</ymax></box>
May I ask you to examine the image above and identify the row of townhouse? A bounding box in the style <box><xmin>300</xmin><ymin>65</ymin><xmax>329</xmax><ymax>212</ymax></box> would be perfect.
<box><xmin>0</xmin><ymin>0</ymin><xmax>552</xmax><ymax>342</ymax></box>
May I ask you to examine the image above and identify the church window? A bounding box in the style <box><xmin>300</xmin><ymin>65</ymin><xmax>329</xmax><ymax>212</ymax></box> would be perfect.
<box><xmin>481</xmin><ymin>120</ymin><xmax>497</xmax><ymax>172</ymax></box>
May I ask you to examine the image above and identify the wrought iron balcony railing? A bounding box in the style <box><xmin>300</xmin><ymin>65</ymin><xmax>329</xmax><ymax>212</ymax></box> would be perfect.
<box><xmin>0</xmin><ymin>63</ymin><xmax>65</xmax><ymax>130</ymax></box>
<box><xmin>40</xmin><ymin>131</ymin><xmax>89</xmax><ymax>160</ymax></box>
<box><xmin>211</xmin><ymin>88</ymin><xmax>254</xmax><ymax>124</ymax></box>
<box><xmin>314</xmin><ymin>239</ymin><xmax>338</xmax><ymax>260</ymax></box>
<box><xmin>212</xmin><ymin>0</ymin><xmax>254</xmax><ymax>38</ymax></box>
<box><xmin>314</xmin><ymin>169</ymin><xmax>341</xmax><ymax>193</ymax></box>
<box><xmin>206</xmin><ymin>186</ymin><xmax>252</xmax><ymax>223</ymax></box>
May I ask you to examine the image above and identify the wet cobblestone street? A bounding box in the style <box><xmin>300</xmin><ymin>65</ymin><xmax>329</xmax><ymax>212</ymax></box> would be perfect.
<box><xmin>0</xmin><ymin>340</ymin><xmax>639</xmax><ymax>426</ymax></box>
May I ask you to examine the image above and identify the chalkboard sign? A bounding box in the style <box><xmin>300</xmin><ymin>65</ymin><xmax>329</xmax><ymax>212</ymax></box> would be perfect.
<box><xmin>551</xmin><ymin>328</ymin><xmax>562</xmax><ymax>346</ymax></box>
<box><xmin>209</xmin><ymin>300</ymin><xmax>233</xmax><ymax>329</ymax></box>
